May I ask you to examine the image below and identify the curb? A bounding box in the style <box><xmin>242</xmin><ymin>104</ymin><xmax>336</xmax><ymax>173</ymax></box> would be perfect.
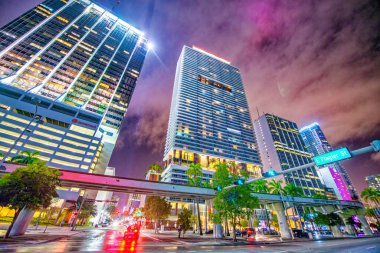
<box><xmin>0</xmin><ymin>230</ymin><xmax>86</xmax><ymax>246</ymax></box>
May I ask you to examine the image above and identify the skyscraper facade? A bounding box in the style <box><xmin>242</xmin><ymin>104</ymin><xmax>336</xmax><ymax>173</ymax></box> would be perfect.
<box><xmin>253</xmin><ymin>114</ymin><xmax>325</xmax><ymax>196</ymax></box>
<box><xmin>0</xmin><ymin>0</ymin><xmax>148</xmax><ymax>173</ymax></box>
<box><xmin>162</xmin><ymin>46</ymin><xmax>262</xmax><ymax>185</ymax></box>
<box><xmin>300</xmin><ymin>122</ymin><xmax>357</xmax><ymax>199</ymax></box>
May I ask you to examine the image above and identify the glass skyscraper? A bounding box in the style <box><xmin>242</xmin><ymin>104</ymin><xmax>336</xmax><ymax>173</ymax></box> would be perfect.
<box><xmin>253</xmin><ymin>114</ymin><xmax>325</xmax><ymax>196</ymax></box>
<box><xmin>300</xmin><ymin>122</ymin><xmax>358</xmax><ymax>199</ymax></box>
<box><xmin>0</xmin><ymin>0</ymin><xmax>148</xmax><ymax>173</ymax></box>
<box><xmin>162</xmin><ymin>46</ymin><xmax>262</xmax><ymax>185</ymax></box>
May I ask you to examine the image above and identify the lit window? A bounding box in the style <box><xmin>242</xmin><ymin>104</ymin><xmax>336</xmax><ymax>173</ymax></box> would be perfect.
<box><xmin>67</xmin><ymin>133</ymin><xmax>91</xmax><ymax>142</ymax></box>
<box><xmin>55</xmin><ymin>152</ymin><xmax>82</xmax><ymax>161</ymax></box>
<box><xmin>28</xmin><ymin>137</ymin><xmax>58</xmax><ymax>147</ymax></box>
<box><xmin>0</xmin><ymin>128</ymin><xmax>21</xmax><ymax>137</ymax></box>
<box><xmin>51</xmin><ymin>159</ymin><xmax>79</xmax><ymax>167</ymax></box>
<box><xmin>81</xmin><ymin>165</ymin><xmax>89</xmax><ymax>170</ymax></box>
<box><xmin>38</xmin><ymin>125</ymin><xmax>65</xmax><ymax>134</ymax></box>
<box><xmin>24</xmin><ymin>144</ymin><xmax>53</xmax><ymax>154</ymax></box>
<box><xmin>63</xmin><ymin>139</ymin><xmax>88</xmax><ymax>148</ymax></box>
<box><xmin>6</xmin><ymin>115</ymin><xmax>29</xmax><ymax>124</ymax></box>
<box><xmin>59</xmin><ymin>145</ymin><xmax>85</xmax><ymax>154</ymax></box>
<box><xmin>34</xmin><ymin>130</ymin><xmax>62</xmax><ymax>141</ymax></box>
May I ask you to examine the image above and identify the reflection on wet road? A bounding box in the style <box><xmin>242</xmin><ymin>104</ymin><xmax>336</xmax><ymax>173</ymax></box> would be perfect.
<box><xmin>1</xmin><ymin>227</ymin><xmax>380</xmax><ymax>253</ymax></box>
<box><xmin>0</xmin><ymin>228</ymin><xmax>143</xmax><ymax>253</ymax></box>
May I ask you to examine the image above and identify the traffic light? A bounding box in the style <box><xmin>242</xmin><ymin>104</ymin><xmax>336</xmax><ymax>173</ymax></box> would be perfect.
<box><xmin>214</xmin><ymin>185</ymin><xmax>223</xmax><ymax>191</ymax></box>
<box><xmin>233</xmin><ymin>178</ymin><xmax>245</xmax><ymax>185</ymax></box>
<box><xmin>262</xmin><ymin>169</ymin><xmax>279</xmax><ymax>178</ymax></box>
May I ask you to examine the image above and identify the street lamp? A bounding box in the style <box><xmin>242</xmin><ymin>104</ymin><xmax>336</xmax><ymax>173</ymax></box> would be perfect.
<box><xmin>0</xmin><ymin>98</ymin><xmax>41</xmax><ymax>167</ymax></box>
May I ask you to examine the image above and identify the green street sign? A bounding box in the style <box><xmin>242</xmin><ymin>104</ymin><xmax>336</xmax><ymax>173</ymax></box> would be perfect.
<box><xmin>313</xmin><ymin>147</ymin><xmax>352</xmax><ymax>166</ymax></box>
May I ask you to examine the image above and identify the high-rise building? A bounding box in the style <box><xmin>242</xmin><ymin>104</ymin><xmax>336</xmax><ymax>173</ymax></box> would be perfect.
<box><xmin>162</xmin><ymin>45</ymin><xmax>262</xmax><ymax>185</ymax></box>
<box><xmin>0</xmin><ymin>0</ymin><xmax>148</xmax><ymax>173</ymax></box>
<box><xmin>299</xmin><ymin>122</ymin><xmax>357</xmax><ymax>200</ymax></box>
<box><xmin>365</xmin><ymin>174</ymin><xmax>380</xmax><ymax>191</ymax></box>
<box><xmin>253</xmin><ymin>114</ymin><xmax>325</xmax><ymax>196</ymax></box>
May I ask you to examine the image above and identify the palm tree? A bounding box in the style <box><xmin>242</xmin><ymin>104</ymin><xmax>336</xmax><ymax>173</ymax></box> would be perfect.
<box><xmin>252</xmin><ymin>179</ymin><xmax>269</xmax><ymax>193</ymax></box>
<box><xmin>186</xmin><ymin>163</ymin><xmax>203</xmax><ymax>235</ymax></box>
<box><xmin>283</xmin><ymin>183</ymin><xmax>304</xmax><ymax>197</ymax></box>
<box><xmin>145</xmin><ymin>163</ymin><xmax>163</xmax><ymax>176</ymax></box>
<box><xmin>312</xmin><ymin>193</ymin><xmax>328</xmax><ymax>199</ymax></box>
<box><xmin>268</xmin><ymin>179</ymin><xmax>284</xmax><ymax>195</ymax></box>
<box><xmin>361</xmin><ymin>188</ymin><xmax>380</xmax><ymax>208</ymax></box>
<box><xmin>10</xmin><ymin>150</ymin><xmax>40</xmax><ymax>164</ymax></box>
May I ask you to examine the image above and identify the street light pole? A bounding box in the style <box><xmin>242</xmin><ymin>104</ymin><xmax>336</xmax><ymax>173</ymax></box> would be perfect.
<box><xmin>0</xmin><ymin>98</ymin><xmax>41</xmax><ymax>167</ymax></box>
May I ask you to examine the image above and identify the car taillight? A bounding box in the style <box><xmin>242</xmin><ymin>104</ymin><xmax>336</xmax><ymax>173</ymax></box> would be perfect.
<box><xmin>134</xmin><ymin>229</ymin><xmax>138</xmax><ymax>232</ymax></box>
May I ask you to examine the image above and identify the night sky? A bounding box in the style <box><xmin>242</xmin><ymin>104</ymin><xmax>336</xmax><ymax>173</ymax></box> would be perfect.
<box><xmin>0</xmin><ymin>0</ymin><xmax>379</xmax><ymax>194</ymax></box>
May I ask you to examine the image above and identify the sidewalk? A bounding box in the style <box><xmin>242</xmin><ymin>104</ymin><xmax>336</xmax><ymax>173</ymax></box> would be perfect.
<box><xmin>0</xmin><ymin>224</ymin><xmax>87</xmax><ymax>245</ymax></box>
<box><xmin>140</xmin><ymin>229</ymin><xmax>376</xmax><ymax>246</ymax></box>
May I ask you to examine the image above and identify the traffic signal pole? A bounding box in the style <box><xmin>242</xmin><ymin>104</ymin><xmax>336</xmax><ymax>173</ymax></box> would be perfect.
<box><xmin>224</xmin><ymin>140</ymin><xmax>379</xmax><ymax>189</ymax></box>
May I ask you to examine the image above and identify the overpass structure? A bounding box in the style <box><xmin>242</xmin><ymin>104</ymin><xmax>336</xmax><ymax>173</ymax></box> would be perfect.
<box><xmin>59</xmin><ymin>169</ymin><xmax>363</xmax><ymax>208</ymax></box>
<box><xmin>1</xmin><ymin>166</ymin><xmax>364</xmax><ymax>208</ymax></box>
<box><xmin>1</xmin><ymin>165</ymin><xmax>369</xmax><ymax>239</ymax></box>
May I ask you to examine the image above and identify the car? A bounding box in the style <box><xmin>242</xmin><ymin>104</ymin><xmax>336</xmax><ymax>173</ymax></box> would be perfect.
<box><xmin>320</xmin><ymin>230</ymin><xmax>333</xmax><ymax>237</ymax></box>
<box><xmin>242</xmin><ymin>228</ymin><xmax>256</xmax><ymax>237</ymax></box>
<box><xmin>100</xmin><ymin>222</ymin><xmax>109</xmax><ymax>227</ymax></box>
<box><xmin>292</xmin><ymin>229</ymin><xmax>309</xmax><ymax>238</ymax></box>
<box><xmin>235</xmin><ymin>229</ymin><xmax>242</xmax><ymax>236</ymax></box>
<box><xmin>124</xmin><ymin>225</ymin><xmax>140</xmax><ymax>240</ymax></box>
<box><xmin>205</xmin><ymin>229</ymin><xmax>213</xmax><ymax>234</ymax></box>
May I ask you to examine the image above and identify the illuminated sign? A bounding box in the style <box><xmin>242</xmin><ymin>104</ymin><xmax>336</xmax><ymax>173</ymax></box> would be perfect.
<box><xmin>313</xmin><ymin>147</ymin><xmax>352</xmax><ymax>166</ymax></box>
<box><xmin>71</xmin><ymin>118</ymin><xmax>96</xmax><ymax>129</ymax></box>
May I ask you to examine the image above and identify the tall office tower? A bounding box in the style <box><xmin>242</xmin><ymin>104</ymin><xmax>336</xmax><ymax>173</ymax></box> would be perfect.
<box><xmin>365</xmin><ymin>174</ymin><xmax>380</xmax><ymax>191</ymax></box>
<box><xmin>253</xmin><ymin>114</ymin><xmax>325</xmax><ymax>196</ymax></box>
<box><xmin>300</xmin><ymin>123</ymin><xmax>357</xmax><ymax>200</ymax></box>
<box><xmin>161</xmin><ymin>46</ymin><xmax>262</xmax><ymax>185</ymax></box>
<box><xmin>0</xmin><ymin>0</ymin><xmax>148</xmax><ymax>173</ymax></box>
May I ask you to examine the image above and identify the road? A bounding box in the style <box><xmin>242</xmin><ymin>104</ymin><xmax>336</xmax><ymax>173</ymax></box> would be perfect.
<box><xmin>0</xmin><ymin>227</ymin><xmax>379</xmax><ymax>252</ymax></box>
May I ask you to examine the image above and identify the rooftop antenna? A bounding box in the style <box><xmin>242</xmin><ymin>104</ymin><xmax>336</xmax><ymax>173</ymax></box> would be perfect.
<box><xmin>256</xmin><ymin>106</ymin><xmax>260</xmax><ymax>118</ymax></box>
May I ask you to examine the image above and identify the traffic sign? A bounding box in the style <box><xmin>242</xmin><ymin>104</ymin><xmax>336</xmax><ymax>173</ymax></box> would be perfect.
<box><xmin>313</xmin><ymin>147</ymin><xmax>352</xmax><ymax>166</ymax></box>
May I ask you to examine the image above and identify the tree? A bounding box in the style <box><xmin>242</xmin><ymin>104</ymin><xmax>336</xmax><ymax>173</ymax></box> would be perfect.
<box><xmin>177</xmin><ymin>208</ymin><xmax>192</xmax><ymax>238</ymax></box>
<box><xmin>312</xmin><ymin>193</ymin><xmax>328</xmax><ymax>199</ymax></box>
<box><xmin>240</xmin><ymin>219</ymin><xmax>249</xmax><ymax>228</ymax></box>
<box><xmin>145</xmin><ymin>163</ymin><xmax>163</xmax><ymax>176</ymax></box>
<box><xmin>283</xmin><ymin>183</ymin><xmax>304</xmax><ymax>197</ymax></box>
<box><xmin>361</xmin><ymin>188</ymin><xmax>380</xmax><ymax>208</ymax></box>
<box><xmin>313</xmin><ymin>212</ymin><xmax>329</xmax><ymax>227</ymax></box>
<box><xmin>186</xmin><ymin>163</ymin><xmax>204</xmax><ymax>235</ymax></box>
<box><xmin>77</xmin><ymin>202</ymin><xmax>97</xmax><ymax>224</ymax></box>
<box><xmin>314</xmin><ymin>212</ymin><xmax>343</xmax><ymax>230</ymax></box>
<box><xmin>251</xmin><ymin>179</ymin><xmax>269</xmax><ymax>193</ymax></box>
<box><xmin>268</xmin><ymin>179</ymin><xmax>284</xmax><ymax>195</ymax></box>
<box><xmin>10</xmin><ymin>150</ymin><xmax>40</xmax><ymax>164</ymax></box>
<box><xmin>106</xmin><ymin>204</ymin><xmax>119</xmax><ymax>219</ymax></box>
<box><xmin>212</xmin><ymin>163</ymin><xmax>260</xmax><ymax>242</ymax></box>
<box><xmin>0</xmin><ymin>161</ymin><xmax>60</xmax><ymax>238</ymax></box>
<box><xmin>143</xmin><ymin>196</ymin><xmax>171</xmax><ymax>233</ymax></box>
<box><xmin>270</xmin><ymin>213</ymin><xmax>279</xmax><ymax>231</ymax></box>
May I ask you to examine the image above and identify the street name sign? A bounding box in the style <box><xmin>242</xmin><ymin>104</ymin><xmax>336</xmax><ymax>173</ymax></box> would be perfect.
<box><xmin>313</xmin><ymin>147</ymin><xmax>352</xmax><ymax>166</ymax></box>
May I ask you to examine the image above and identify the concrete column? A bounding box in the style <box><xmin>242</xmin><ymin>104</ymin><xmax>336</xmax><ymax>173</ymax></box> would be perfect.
<box><xmin>10</xmin><ymin>208</ymin><xmax>35</xmax><ymax>236</ymax></box>
<box><xmin>204</xmin><ymin>200</ymin><xmax>208</xmax><ymax>232</ymax></box>
<box><xmin>331</xmin><ymin>225</ymin><xmax>342</xmax><ymax>237</ymax></box>
<box><xmin>271</xmin><ymin>202</ymin><xmax>292</xmax><ymax>239</ymax></box>
<box><xmin>209</xmin><ymin>199</ymin><xmax>223</xmax><ymax>239</ymax></box>
<box><xmin>338</xmin><ymin>213</ymin><xmax>355</xmax><ymax>235</ymax></box>
<box><xmin>357</xmin><ymin>215</ymin><xmax>372</xmax><ymax>236</ymax></box>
